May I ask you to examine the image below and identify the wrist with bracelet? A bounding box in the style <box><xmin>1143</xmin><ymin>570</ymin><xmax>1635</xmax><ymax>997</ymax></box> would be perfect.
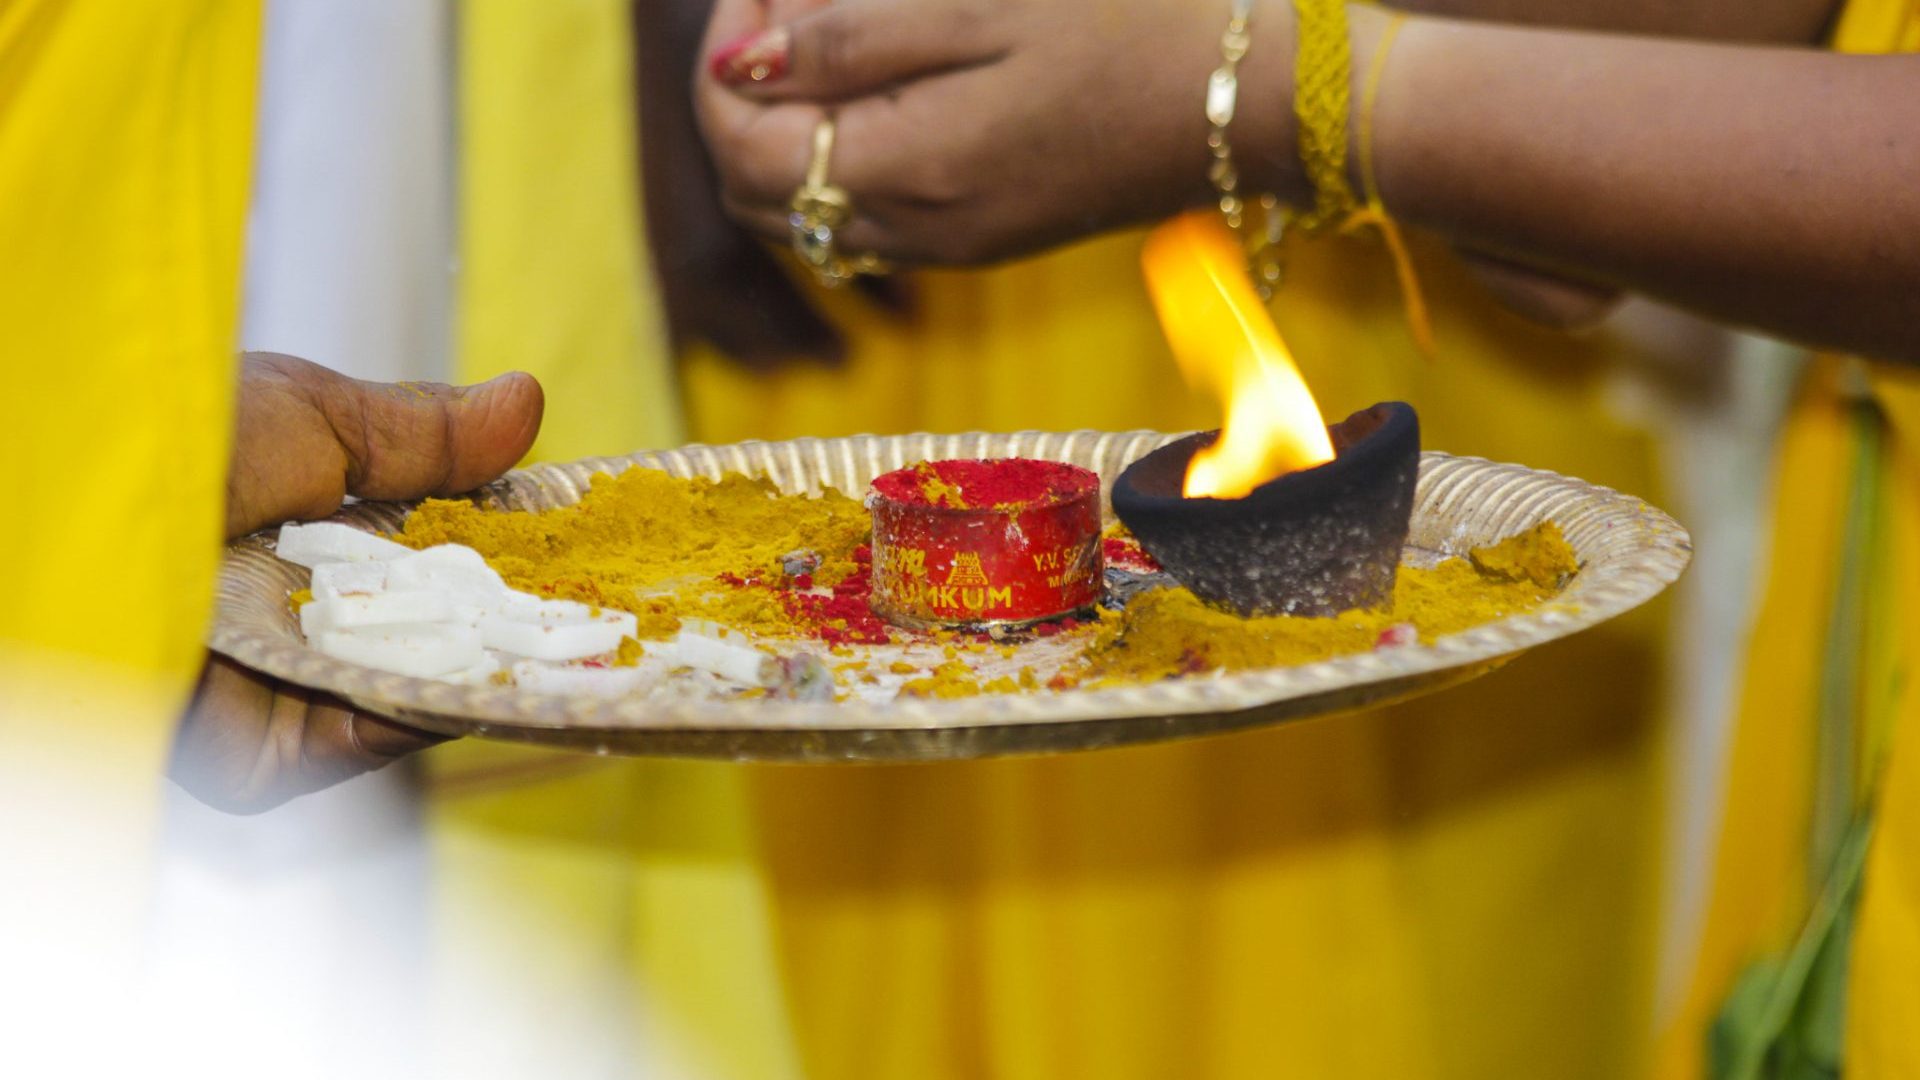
<box><xmin>1202</xmin><ymin>0</ymin><xmax>1432</xmax><ymax>353</ymax></box>
<box><xmin>1205</xmin><ymin>0</ymin><xmax>1287</xmax><ymax>298</ymax></box>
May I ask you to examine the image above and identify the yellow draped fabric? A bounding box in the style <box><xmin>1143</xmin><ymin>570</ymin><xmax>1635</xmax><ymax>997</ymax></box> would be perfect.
<box><xmin>1654</xmin><ymin>4</ymin><xmax>1920</xmax><ymax>1077</ymax></box>
<box><xmin>684</xmin><ymin>228</ymin><xmax>1667</xmax><ymax>1077</ymax></box>
<box><xmin>430</xmin><ymin>3</ymin><xmax>798</xmax><ymax>1075</ymax></box>
<box><xmin>0</xmin><ymin>0</ymin><xmax>259</xmax><ymax>970</ymax></box>
<box><xmin>0</xmin><ymin>0</ymin><xmax>259</xmax><ymax>773</ymax></box>
<box><xmin>452</xmin><ymin>0</ymin><xmax>683</xmax><ymax>460</ymax></box>
<box><xmin>1846</xmin><ymin>366</ymin><xmax>1920</xmax><ymax>1076</ymax></box>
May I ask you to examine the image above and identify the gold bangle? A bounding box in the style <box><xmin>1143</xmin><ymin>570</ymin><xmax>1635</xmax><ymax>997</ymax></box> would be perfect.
<box><xmin>1205</xmin><ymin>0</ymin><xmax>1286</xmax><ymax>298</ymax></box>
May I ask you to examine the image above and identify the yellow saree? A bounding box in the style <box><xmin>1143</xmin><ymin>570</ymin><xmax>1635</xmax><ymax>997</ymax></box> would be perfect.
<box><xmin>1654</xmin><ymin>4</ymin><xmax>1920</xmax><ymax>1078</ymax></box>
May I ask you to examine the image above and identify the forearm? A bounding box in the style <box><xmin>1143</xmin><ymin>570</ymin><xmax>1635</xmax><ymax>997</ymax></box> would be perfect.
<box><xmin>1358</xmin><ymin>9</ymin><xmax>1920</xmax><ymax>362</ymax></box>
<box><xmin>694</xmin><ymin>0</ymin><xmax>1915</xmax><ymax>354</ymax></box>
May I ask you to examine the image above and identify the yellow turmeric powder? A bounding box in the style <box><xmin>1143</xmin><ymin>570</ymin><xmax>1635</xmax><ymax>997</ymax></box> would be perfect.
<box><xmin>613</xmin><ymin>636</ymin><xmax>646</xmax><ymax>667</ymax></box>
<box><xmin>1469</xmin><ymin>523</ymin><xmax>1579</xmax><ymax>589</ymax></box>
<box><xmin>373</xmin><ymin>465</ymin><xmax>1578</xmax><ymax>697</ymax></box>
<box><xmin>1067</xmin><ymin>522</ymin><xmax>1578</xmax><ymax>687</ymax></box>
<box><xmin>393</xmin><ymin>468</ymin><xmax>868</xmax><ymax>640</ymax></box>
<box><xmin>908</xmin><ymin>461</ymin><xmax>970</xmax><ymax>509</ymax></box>
<box><xmin>900</xmin><ymin>659</ymin><xmax>986</xmax><ymax>698</ymax></box>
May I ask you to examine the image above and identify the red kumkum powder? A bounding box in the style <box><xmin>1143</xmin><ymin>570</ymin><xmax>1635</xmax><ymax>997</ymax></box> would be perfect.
<box><xmin>771</xmin><ymin>543</ymin><xmax>894</xmax><ymax>646</ymax></box>
<box><xmin>1102</xmin><ymin>534</ymin><xmax>1163</xmax><ymax>574</ymax></box>
<box><xmin>873</xmin><ymin>458</ymin><xmax>1096</xmax><ymax>511</ymax></box>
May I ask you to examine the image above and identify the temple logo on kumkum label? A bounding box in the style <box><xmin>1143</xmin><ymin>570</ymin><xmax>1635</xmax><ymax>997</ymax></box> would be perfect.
<box><xmin>945</xmin><ymin>552</ymin><xmax>990</xmax><ymax>587</ymax></box>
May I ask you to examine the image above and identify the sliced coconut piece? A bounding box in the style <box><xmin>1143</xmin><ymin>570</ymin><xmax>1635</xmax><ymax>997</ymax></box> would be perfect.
<box><xmin>315</xmin><ymin>623</ymin><xmax>483</xmax><ymax>678</ymax></box>
<box><xmin>480</xmin><ymin>596</ymin><xmax>638</xmax><ymax>661</ymax></box>
<box><xmin>494</xmin><ymin>594</ymin><xmax>595</xmax><ymax>624</ymax></box>
<box><xmin>275</xmin><ymin>522</ymin><xmax>410</xmax><ymax>567</ymax></box>
<box><xmin>510</xmin><ymin>660</ymin><xmax>661</xmax><ymax>698</ymax></box>
<box><xmin>441</xmin><ymin>653</ymin><xmax>504</xmax><ymax>686</ymax></box>
<box><xmin>447</xmin><ymin>597</ymin><xmax>504</xmax><ymax>630</ymax></box>
<box><xmin>310</xmin><ymin>560</ymin><xmax>389</xmax><ymax>600</ymax></box>
<box><xmin>310</xmin><ymin>590</ymin><xmax>452</xmax><ymax>630</ymax></box>
<box><xmin>658</xmin><ymin>630</ymin><xmax>776</xmax><ymax>686</ymax></box>
<box><xmin>480</xmin><ymin>618</ymin><xmax>629</xmax><ymax>661</ymax></box>
<box><xmin>386</xmin><ymin>544</ymin><xmax>508</xmax><ymax>595</ymax></box>
<box><xmin>515</xmin><ymin>596</ymin><xmax>635</xmax><ymax>636</ymax></box>
<box><xmin>298</xmin><ymin>597</ymin><xmax>332</xmax><ymax>639</ymax></box>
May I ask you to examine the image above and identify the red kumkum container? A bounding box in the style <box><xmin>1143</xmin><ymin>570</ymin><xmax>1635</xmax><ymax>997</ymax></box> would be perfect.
<box><xmin>868</xmin><ymin>459</ymin><xmax>1104</xmax><ymax>631</ymax></box>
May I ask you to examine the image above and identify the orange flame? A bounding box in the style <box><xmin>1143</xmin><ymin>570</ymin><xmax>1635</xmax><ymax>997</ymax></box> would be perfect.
<box><xmin>1142</xmin><ymin>212</ymin><xmax>1335</xmax><ymax>499</ymax></box>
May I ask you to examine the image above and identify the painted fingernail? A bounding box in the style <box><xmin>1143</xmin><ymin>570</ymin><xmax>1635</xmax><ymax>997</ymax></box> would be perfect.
<box><xmin>709</xmin><ymin>28</ymin><xmax>790</xmax><ymax>85</ymax></box>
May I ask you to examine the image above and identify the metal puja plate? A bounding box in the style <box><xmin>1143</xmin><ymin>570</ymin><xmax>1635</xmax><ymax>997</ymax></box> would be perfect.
<box><xmin>208</xmin><ymin>431</ymin><xmax>1691</xmax><ymax>762</ymax></box>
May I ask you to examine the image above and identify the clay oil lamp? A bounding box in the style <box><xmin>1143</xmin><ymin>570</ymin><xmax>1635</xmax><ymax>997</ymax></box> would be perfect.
<box><xmin>1111</xmin><ymin>213</ymin><xmax>1420</xmax><ymax>618</ymax></box>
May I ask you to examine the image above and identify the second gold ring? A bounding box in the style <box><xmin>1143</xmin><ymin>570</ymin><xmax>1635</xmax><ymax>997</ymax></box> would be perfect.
<box><xmin>788</xmin><ymin>118</ymin><xmax>888</xmax><ymax>287</ymax></box>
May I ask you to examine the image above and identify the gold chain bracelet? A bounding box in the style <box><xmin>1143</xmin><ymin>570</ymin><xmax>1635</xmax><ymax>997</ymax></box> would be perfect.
<box><xmin>1205</xmin><ymin>0</ymin><xmax>1432</xmax><ymax>356</ymax></box>
<box><xmin>1205</xmin><ymin>0</ymin><xmax>1286</xmax><ymax>298</ymax></box>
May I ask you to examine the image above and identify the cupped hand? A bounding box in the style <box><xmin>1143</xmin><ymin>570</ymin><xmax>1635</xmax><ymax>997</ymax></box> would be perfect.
<box><xmin>695</xmin><ymin>0</ymin><xmax>1303</xmax><ymax>266</ymax></box>
<box><xmin>172</xmin><ymin>354</ymin><xmax>544</xmax><ymax>813</ymax></box>
<box><xmin>175</xmin><ymin>656</ymin><xmax>453</xmax><ymax>815</ymax></box>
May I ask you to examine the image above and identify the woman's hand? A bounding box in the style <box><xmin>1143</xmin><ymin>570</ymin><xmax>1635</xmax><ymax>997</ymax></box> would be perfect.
<box><xmin>697</xmin><ymin>0</ymin><xmax>1920</xmax><ymax>364</ymax></box>
<box><xmin>695</xmin><ymin>0</ymin><xmax>1305</xmax><ymax>266</ymax></box>
<box><xmin>173</xmin><ymin>354</ymin><xmax>544</xmax><ymax>813</ymax></box>
<box><xmin>694</xmin><ymin>0</ymin><xmax>1623</xmax><ymax>328</ymax></box>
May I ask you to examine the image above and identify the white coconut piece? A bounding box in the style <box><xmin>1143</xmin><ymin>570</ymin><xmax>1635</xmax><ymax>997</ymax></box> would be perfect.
<box><xmin>480</xmin><ymin>615</ymin><xmax>630</xmax><ymax>661</ymax></box>
<box><xmin>275</xmin><ymin>522</ymin><xmax>410</xmax><ymax>567</ymax></box>
<box><xmin>315</xmin><ymin>623</ymin><xmax>483</xmax><ymax>678</ymax></box>
<box><xmin>509</xmin><ymin>660</ymin><xmax>662</xmax><ymax>698</ymax></box>
<box><xmin>310</xmin><ymin>560</ymin><xmax>389</xmax><ymax>600</ymax></box>
<box><xmin>310</xmin><ymin>590</ymin><xmax>452</xmax><ymax>630</ymax></box>
<box><xmin>441</xmin><ymin>653</ymin><xmax>504</xmax><ymax>686</ymax></box>
<box><xmin>494</xmin><ymin>593</ymin><xmax>593</xmax><ymax>624</ymax></box>
<box><xmin>658</xmin><ymin>630</ymin><xmax>776</xmax><ymax>686</ymax></box>
<box><xmin>386</xmin><ymin>544</ymin><xmax>508</xmax><ymax>596</ymax></box>
<box><xmin>447</xmin><ymin>598</ymin><xmax>502</xmax><ymax>630</ymax></box>
<box><xmin>298</xmin><ymin>597</ymin><xmax>332</xmax><ymax>639</ymax></box>
<box><xmin>479</xmin><ymin>595</ymin><xmax>638</xmax><ymax>661</ymax></box>
<box><xmin>603</xmin><ymin>612</ymin><xmax>641</xmax><ymax>640</ymax></box>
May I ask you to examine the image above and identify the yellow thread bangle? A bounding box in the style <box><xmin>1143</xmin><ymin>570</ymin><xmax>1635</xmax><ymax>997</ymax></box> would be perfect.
<box><xmin>1289</xmin><ymin>0</ymin><xmax>1358</xmax><ymax>234</ymax></box>
<box><xmin>1341</xmin><ymin>9</ymin><xmax>1436</xmax><ymax>359</ymax></box>
<box><xmin>1356</xmin><ymin>10</ymin><xmax>1406</xmax><ymax>208</ymax></box>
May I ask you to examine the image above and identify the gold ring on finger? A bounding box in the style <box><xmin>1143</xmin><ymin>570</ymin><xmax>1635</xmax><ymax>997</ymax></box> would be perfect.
<box><xmin>788</xmin><ymin>118</ymin><xmax>887</xmax><ymax>286</ymax></box>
